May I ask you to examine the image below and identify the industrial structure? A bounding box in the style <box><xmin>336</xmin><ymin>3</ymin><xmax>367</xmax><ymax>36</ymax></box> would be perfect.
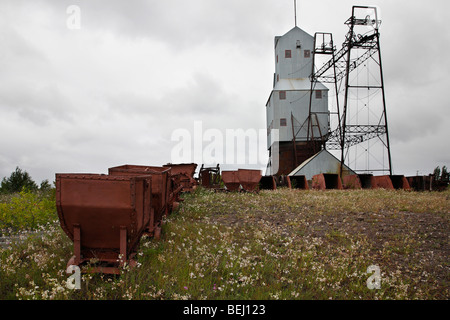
<box><xmin>52</xmin><ymin>4</ymin><xmax>437</xmax><ymax>277</ymax></box>
<box><xmin>266</xmin><ymin>5</ymin><xmax>392</xmax><ymax>181</ymax></box>
<box><xmin>265</xmin><ymin>26</ymin><xmax>329</xmax><ymax>176</ymax></box>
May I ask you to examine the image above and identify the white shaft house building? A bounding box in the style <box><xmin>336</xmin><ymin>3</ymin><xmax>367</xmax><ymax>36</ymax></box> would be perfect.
<box><xmin>266</xmin><ymin>26</ymin><xmax>329</xmax><ymax>176</ymax></box>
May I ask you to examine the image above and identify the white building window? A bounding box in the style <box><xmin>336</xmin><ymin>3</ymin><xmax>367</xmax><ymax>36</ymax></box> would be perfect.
<box><xmin>315</xmin><ymin>90</ymin><xmax>322</xmax><ymax>99</ymax></box>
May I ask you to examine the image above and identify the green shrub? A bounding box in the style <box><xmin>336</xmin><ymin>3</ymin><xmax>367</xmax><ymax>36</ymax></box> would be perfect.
<box><xmin>0</xmin><ymin>190</ymin><xmax>57</xmax><ymax>233</ymax></box>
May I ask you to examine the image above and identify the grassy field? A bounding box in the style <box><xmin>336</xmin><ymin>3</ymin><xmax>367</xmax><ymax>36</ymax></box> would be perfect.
<box><xmin>0</xmin><ymin>187</ymin><xmax>448</xmax><ymax>300</ymax></box>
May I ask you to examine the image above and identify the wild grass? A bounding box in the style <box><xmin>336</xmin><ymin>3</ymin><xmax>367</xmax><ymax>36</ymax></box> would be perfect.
<box><xmin>0</xmin><ymin>187</ymin><xmax>448</xmax><ymax>300</ymax></box>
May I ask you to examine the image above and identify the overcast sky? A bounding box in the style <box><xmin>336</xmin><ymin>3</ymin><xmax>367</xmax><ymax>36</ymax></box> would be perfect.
<box><xmin>1</xmin><ymin>0</ymin><xmax>449</xmax><ymax>184</ymax></box>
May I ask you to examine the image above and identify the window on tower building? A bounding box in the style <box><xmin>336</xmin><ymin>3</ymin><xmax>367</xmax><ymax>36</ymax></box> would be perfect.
<box><xmin>280</xmin><ymin>118</ymin><xmax>287</xmax><ymax>126</ymax></box>
<box><xmin>304</xmin><ymin>50</ymin><xmax>311</xmax><ymax>58</ymax></box>
<box><xmin>315</xmin><ymin>90</ymin><xmax>322</xmax><ymax>99</ymax></box>
<box><xmin>279</xmin><ymin>91</ymin><xmax>286</xmax><ymax>100</ymax></box>
<box><xmin>285</xmin><ymin>50</ymin><xmax>291</xmax><ymax>58</ymax></box>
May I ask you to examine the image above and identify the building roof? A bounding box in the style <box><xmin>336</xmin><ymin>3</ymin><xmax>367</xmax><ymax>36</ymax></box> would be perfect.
<box><xmin>274</xmin><ymin>78</ymin><xmax>328</xmax><ymax>91</ymax></box>
<box><xmin>289</xmin><ymin>150</ymin><xmax>322</xmax><ymax>175</ymax></box>
<box><xmin>266</xmin><ymin>79</ymin><xmax>329</xmax><ymax>106</ymax></box>
<box><xmin>275</xmin><ymin>26</ymin><xmax>314</xmax><ymax>48</ymax></box>
<box><xmin>288</xmin><ymin>149</ymin><xmax>356</xmax><ymax>179</ymax></box>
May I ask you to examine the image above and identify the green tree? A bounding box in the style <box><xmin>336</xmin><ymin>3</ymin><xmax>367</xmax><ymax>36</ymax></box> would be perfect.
<box><xmin>39</xmin><ymin>179</ymin><xmax>52</xmax><ymax>192</ymax></box>
<box><xmin>0</xmin><ymin>167</ymin><xmax>38</xmax><ymax>194</ymax></box>
<box><xmin>433</xmin><ymin>166</ymin><xmax>441</xmax><ymax>181</ymax></box>
<box><xmin>441</xmin><ymin>166</ymin><xmax>449</xmax><ymax>182</ymax></box>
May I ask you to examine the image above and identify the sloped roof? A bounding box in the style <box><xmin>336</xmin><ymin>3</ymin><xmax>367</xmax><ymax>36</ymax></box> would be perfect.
<box><xmin>275</xmin><ymin>26</ymin><xmax>314</xmax><ymax>48</ymax></box>
<box><xmin>274</xmin><ymin>78</ymin><xmax>328</xmax><ymax>91</ymax></box>
<box><xmin>289</xmin><ymin>149</ymin><xmax>356</xmax><ymax>178</ymax></box>
<box><xmin>266</xmin><ymin>78</ymin><xmax>329</xmax><ymax>106</ymax></box>
<box><xmin>289</xmin><ymin>151</ymin><xmax>322</xmax><ymax>175</ymax></box>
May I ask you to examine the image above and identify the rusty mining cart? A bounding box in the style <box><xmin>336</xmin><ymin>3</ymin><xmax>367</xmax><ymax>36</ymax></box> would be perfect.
<box><xmin>221</xmin><ymin>169</ymin><xmax>262</xmax><ymax>192</ymax></box>
<box><xmin>108</xmin><ymin>165</ymin><xmax>175</xmax><ymax>228</ymax></box>
<box><xmin>164</xmin><ymin>163</ymin><xmax>198</xmax><ymax>192</ymax></box>
<box><xmin>221</xmin><ymin>170</ymin><xmax>241</xmax><ymax>191</ymax></box>
<box><xmin>55</xmin><ymin>163</ymin><xmax>195</xmax><ymax>274</ymax></box>
<box><xmin>56</xmin><ymin>173</ymin><xmax>154</xmax><ymax>274</ymax></box>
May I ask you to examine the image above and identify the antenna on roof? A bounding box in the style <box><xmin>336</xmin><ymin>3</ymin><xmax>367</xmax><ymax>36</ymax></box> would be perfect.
<box><xmin>294</xmin><ymin>0</ymin><xmax>298</xmax><ymax>26</ymax></box>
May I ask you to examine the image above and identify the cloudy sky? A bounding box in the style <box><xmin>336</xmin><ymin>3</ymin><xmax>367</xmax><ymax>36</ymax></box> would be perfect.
<box><xmin>0</xmin><ymin>0</ymin><xmax>449</xmax><ymax>184</ymax></box>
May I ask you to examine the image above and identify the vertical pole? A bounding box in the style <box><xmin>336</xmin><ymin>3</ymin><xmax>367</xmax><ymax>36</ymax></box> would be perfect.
<box><xmin>376</xmin><ymin>30</ymin><xmax>393</xmax><ymax>175</ymax></box>
<box><xmin>294</xmin><ymin>0</ymin><xmax>297</xmax><ymax>27</ymax></box>
<box><xmin>331</xmin><ymin>36</ymin><xmax>342</xmax><ymax>154</ymax></box>
<box><xmin>307</xmin><ymin>33</ymin><xmax>317</xmax><ymax>142</ymax></box>
<box><xmin>73</xmin><ymin>224</ymin><xmax>81</xmax><ymax>265</ymax></box>
<box><xmin>340</xmin><ymin>12</ymin><xmax>355</xmax><ymax>178</ymax></box>
<box><xmin>291</xmin><ymin>112</ymin><xmax>298</xmax><ymax>167</ymax></box>
<box><xmin>119</xmin><ymin>226</ymin><xmax>127</xmax><ymax>266</ymax></box>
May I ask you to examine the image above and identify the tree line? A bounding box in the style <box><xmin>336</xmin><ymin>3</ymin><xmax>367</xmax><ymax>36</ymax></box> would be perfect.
<box><xmin>0</xmin><ymin>167</ymin><xmax>52</xmax><ymax>194</ymax></box>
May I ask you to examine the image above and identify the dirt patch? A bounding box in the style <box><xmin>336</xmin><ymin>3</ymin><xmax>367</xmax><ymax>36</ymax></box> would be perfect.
<box><xmin>200</xmin><ymin>189</ymin><xmax>449</xmax><ymax>297</ymax></box>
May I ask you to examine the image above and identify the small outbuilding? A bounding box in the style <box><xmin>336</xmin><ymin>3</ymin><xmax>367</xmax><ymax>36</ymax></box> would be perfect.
<box><xmin>288</xmin><ymin>149</ymin><xmax>355</xmax><ymax>181</ymax></box>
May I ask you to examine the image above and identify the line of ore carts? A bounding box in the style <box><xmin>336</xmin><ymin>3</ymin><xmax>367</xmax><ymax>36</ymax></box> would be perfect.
<box><xmin>56</xmin><ymin>164</ymin><xmax>265</xmax><ymax>274</ymax></box>
<box><xmin>56</xmin><ymin>163</ymin><xmax>433</xmax><ymax>274</ymax></box>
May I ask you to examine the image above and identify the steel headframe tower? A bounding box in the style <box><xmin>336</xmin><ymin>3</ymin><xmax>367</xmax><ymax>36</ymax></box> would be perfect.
<box><xmin>309</xmin><ymin>5</ymin><xmax>392</xmax><ymax>176</ymax></box>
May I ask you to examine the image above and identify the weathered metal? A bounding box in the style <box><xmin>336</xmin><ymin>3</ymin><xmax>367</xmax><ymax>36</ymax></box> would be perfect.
<box><xmin>389</xmin><ymin>175</ymin><xmax>411</xmax><ymax>190</ymax></box>
<box><xmin>56</xmin><ymin>174</ymin><xmax>153</xmax><ymax>274</ymax></box>
<box><xmin>372</xmin><ymin>175</ymin><xmax>394</xmax><ymax>190</ymax></box>
<box><xmin>289</xmin><ymin>175</ymin><xmax>309</xmax><ymax>189</ymax></box>
<box><xmin>164</xmin><ymin>163</ymin><xmax>198</xmax><ymax>192</ymax></box>
<box><xmin>372</xmin><ymin>175</ymin><xmax>410</xmax><ymax>190</ymax></box>
<box><xmin>407</xmin><ymin>175</ymin><xmax>433</xmax><ymax>192</ymax></box>
<box><xmin>312</xmin><ymin>173</ymin><xmax>343</xmax><ymax>190</ymax></box>
<box><xmin>221</xmin><ymin>170</ymin><xmax>241</xmax><ymax>191</ymax></box>
<box><xmin>343</xmin><ymin>174</ymin><xmax>377</xmax><ymax>189</ymax></box>
<box><xmin>343</xmin><ymin>174</ymin><xmax>362</xmax><ymax>189</ymax></box>
<box><xmin>260</xmin><ymin>176</ymin><xmax>277</xmax><ymax>190</ymax></box>
<box><xmin>108</xmin><ymin>165</ymin><xmax>174</xmax><ymax>233</ymax></box>
<box><xmin>358</xmin><ymin>174</ymin><xmax>375</xmax><ymax>189</ymax></box>
<box><xmin>220</xmin><ymin>169</ymin><xmax>263</xmax><ymax>192</ymax></box>
<box><xmin>199</xmin><ymin>164</ymin><xmax>221</xmax><ymax>188</ymax></box>
<box><xmin>237</xmin><ymin>169</ymin><xmax>262</xmax><ymax>192</ymax></box>
<box><xmin>277</xmin><ymin>175</ymin><xmax>292</xmax><ymax>189</ymax></box>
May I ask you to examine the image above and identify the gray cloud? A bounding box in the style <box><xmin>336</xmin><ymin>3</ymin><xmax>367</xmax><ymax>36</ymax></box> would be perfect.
<box><xmin>79</xmin><ymin>0</ymin><xmax>283</xmax><ymax>52</ymax></box>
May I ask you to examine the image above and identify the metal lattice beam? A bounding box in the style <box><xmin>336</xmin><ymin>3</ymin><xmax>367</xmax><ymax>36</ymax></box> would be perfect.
<box><xmin>326</xmin><ymin>125</ymin><xmax>387</xmax><ymax>150</ymax></box>
<box><xmin>307</xmin><ymin>6</ymin><xmax>392</xmax><ymax>175</ymax></box>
